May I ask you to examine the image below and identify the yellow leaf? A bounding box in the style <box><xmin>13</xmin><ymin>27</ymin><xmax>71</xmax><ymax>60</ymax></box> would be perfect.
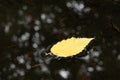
<box><xmin>50</xmin><ymin>37</ymin><xmax>94</xmax><ymax>57</ymax></box>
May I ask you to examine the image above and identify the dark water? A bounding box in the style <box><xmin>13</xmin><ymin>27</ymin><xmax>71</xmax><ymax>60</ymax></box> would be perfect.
<box><xmin>0</xmin><ymin>0</ymin><xmax>120</xmax><ymax>80</ymax></box>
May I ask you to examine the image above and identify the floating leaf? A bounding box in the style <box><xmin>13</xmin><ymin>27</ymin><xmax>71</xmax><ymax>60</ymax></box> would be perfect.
<box><xmin>50</xmin><ymin>37</ymin><xmax>94</xmax><ymax>57</ymax></box>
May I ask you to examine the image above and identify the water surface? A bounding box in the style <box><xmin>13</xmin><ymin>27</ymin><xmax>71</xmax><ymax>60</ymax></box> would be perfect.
<box><xmin>0</xmin><ymin>0</ymin><xmax>120</xmax><ymax>80</ymax></box>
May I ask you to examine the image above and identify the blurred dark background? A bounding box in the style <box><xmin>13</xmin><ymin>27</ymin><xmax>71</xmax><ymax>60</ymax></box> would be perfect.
<box><xmin>0</xmin><ymin>0</ymin><xmax>120</xmax><ymax>80</ymax></box>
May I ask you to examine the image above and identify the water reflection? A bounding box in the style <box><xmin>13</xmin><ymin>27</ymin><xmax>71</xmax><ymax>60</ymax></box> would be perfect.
<box><xmin>66</xmin><ymin>1</ymin><xmax>86</xmax><ymax>15</ymax></box>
